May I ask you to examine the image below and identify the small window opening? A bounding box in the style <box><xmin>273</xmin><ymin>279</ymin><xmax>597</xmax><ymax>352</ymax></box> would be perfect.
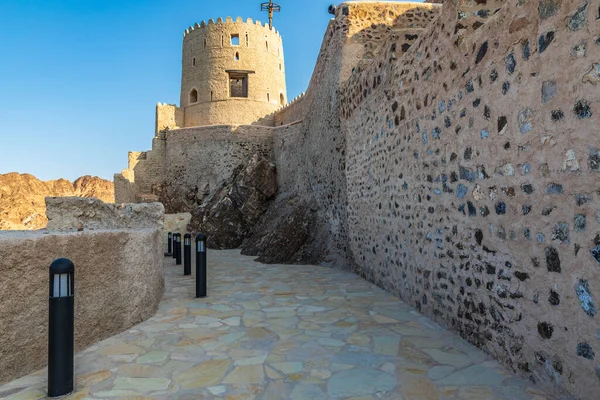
<box><xmin>266</xmin><ymin>41</ymin><xmax>269</xmax><ymax>51</ymax></box>
<box><xmin>193</xmin><ymin>57</ymin><xmax>196</xmax><ymax>66</ymax></box>
<box><xmin>235</xmin><ymin>52</ymin><xmax>240</xmax><ymax>61</ymax></box>
<box><xmin>221</xmin><ymin>36</ymin><xmax>224</xmax><ymax>47</ymax></box>
<box><xmin>204</xmin><ymin>38</ymin><xmax>207</xmax><ymax>49</ymax></box>
<box><xmin>245</xmin><ymin>33</ymin><xmax>249</xmax><ymax>47</ymax></box>
<box><xmin>279</xmin><ymin>63</ymin><xmax>282</xmax><ymax>71</ymax></box>
<box><xmin>280</xmin><ymin>93</ymin><xmax>285</xmax><ymax>106</ymax></box>
<box><xmin>267</xmin><ymin>93</ymin><xmax>270</xmax><ymax>102</ymax></box>
<box><xmin>229</xmin><ymin>72</ymin><xmax>248</xmax><ymax>98</ymax></box>
<box><xmin>231</xmin><ymin>34</ymin><xmax>240</xmax><ymax>46</ymax></box>
<box><xmin>189</xmin><ymin>88</ymin><xmax>198</xmax><ymax>104</ymax></box>
<box><xmin>210</xmin><ymin>91</ymin><xmax>213</xmax><ymax>101</ymax></box>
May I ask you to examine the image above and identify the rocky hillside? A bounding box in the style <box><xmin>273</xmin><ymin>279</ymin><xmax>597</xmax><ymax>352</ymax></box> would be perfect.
<box><xmin>0</xmin><ymin>173</ymin><xmax>114</xmax><ymax>230</ymax></box>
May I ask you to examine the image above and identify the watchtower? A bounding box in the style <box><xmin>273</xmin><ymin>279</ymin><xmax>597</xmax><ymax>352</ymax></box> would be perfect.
<box><xmin>180</xmin><ymin>16</ymin><xmax>287</xmax><ymax>127</ymax></box>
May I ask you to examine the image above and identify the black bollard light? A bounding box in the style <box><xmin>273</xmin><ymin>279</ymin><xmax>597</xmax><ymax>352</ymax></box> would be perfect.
<box><xmin>196</xmin><ymin>233</ymin><xmax>207</xmax><ymax>298</ymax></box>
<box><xmin>165</xmin><ymin>232</ymin><xmax>172</xmax><ymax>256</ymax></box>
<box><xmin>172</xmin><ymin>233</ymin><xmax>177</xmax><ymax>259</ymax></box>
<box><xmin>48</xmin><ymin>258</ymin><xmax>75</xmax><ymax>398</ymax></box>
<box><xmin>184</xmin><ymin>233</ymin><xmax>192</xmax><ymax>276</ymax></box>
<box><xmin>175</xmin><ymin>233</ymin><xmax>182</xmax><ymax>265</ymax></box>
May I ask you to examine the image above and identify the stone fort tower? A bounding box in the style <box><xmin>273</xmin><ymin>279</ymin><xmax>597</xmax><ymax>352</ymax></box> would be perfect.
<box><xmin>180</xmin><ymin>17</ymin><xmax>287</xmax><ymax>127</ymax></box>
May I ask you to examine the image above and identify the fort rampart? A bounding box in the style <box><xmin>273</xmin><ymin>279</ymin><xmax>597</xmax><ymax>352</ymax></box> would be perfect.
<box><xmin>115</xmin><ymin>1</ymin><xmax>600</xmax><ymax>397</ymax></box>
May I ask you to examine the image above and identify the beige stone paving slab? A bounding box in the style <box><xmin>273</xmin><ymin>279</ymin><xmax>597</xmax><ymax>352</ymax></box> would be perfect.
<box><xmin>1</xmin><ymin>250</ymin><xmax>555</xmax><ymax>400</ymax></box>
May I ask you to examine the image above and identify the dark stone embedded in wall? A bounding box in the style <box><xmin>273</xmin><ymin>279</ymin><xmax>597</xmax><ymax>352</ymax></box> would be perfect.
<box><xmin>539</xmin><ymin>0</ymin><xmax>560</xmax><ymax>20</ymax></box>
<box><xmin>187</xmin><ymin>155</ymin><xmax>277</xmax><ymax>249</ymax></box>
<box><xmin>568</xmin><ymin>1</ymin><xmax>589</xmax><ymax>31</ymax></box>
<box><xmin>538</xmin><ymin>31</ymin><xmax>555</xmax><ymax>53</ymax></box>
<box><xmin>574</xmin><ymin>99</ymin><xmax>592</xmax><ymax>119</ymax></box>
<box><xmin>545</xmin><ymin>247</ymin><xmax>561</xmax><ymax>272</ymax></box>
<box><xmin>538</xmin><ymin>322</ymin><xmax>554</xmax><ymax>339</ymax></box>
<box><xmin>577</xmin><ymin>342</ymin><xmax>595</xmax><ymax>360</ymax></box>
<box><xmin>576</xmin><ymin>279</ymin><xmax>597</xmax><ymax>317</ymax></box>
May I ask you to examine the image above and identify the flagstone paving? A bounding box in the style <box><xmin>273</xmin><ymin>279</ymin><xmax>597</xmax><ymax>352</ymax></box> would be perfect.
<box><xmin>1</xmin><ymin>250</ymin><xmax>552</xmax><ymax>400</ymax></box>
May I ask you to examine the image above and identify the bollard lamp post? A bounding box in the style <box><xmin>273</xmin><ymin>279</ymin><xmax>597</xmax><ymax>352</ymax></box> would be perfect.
<box><xmin>165</xmin><ymin>232</ymin><xmax>172</xmax><ymax>256</ymax></box>
<box><xmin>175</xmin><ymin>233</ymin><xmax>182</xmax><ymax>265</ymax></box>
<box><xmin>184</xmin><ymin>233</ymin><xmax>191</xmax><ymax>276</ymax></box>
<box><xmin>196</xmin><ymin>233</ymin><xmax>207</xmax><ymax>298</ymax></box>
<box><xmin>172</xmin><ymin>232</ymin><xmax>177</xmax><ymax>259</ymax></box>
<box><xmin>48</xmin><ymin>258</ymin><xmax>75</xmax><ymax>398</ymax></box>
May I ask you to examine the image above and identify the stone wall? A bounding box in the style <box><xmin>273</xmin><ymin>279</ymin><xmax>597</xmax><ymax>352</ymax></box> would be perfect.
<box><xmin>163</xmin><ymin>212</ymin><xmax>192</xmax><ymax>248</ymax></box>
<box><xmin>156</xmin><ymin>103</ymin><xmax>184</xmax><ymax>134</ymax></box>
<box><xmin>252</xmin><ymin>2</ymin><xmax>441</xmax><ymax>265</ymax></box>
<box><xmin>0</xmin><ymin>228</ymin><xmax>164</xmax><ymax>384</ymax></box>
<box><xmin>340</xmin><ymin>0</ymin><xmax>600</xmax><ymax>398</ymax></box>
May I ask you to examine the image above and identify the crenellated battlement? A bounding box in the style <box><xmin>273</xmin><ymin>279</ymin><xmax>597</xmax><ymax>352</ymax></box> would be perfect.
<box><xmin>183</xmin><ymin>16</ymin><xmax>281</xmax><ymax>38</ymax></box>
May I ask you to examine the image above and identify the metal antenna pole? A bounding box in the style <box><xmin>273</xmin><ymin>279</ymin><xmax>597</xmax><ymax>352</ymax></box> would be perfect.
<box><xmin>261</xmin><ymin>0</ymin><xmax>281</xmax><ymax>29</ymax></box>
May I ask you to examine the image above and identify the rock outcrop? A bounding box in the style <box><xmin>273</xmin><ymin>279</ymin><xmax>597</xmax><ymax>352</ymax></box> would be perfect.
<box><xmin>187</xmin><ymin>155</ymin><xmax>277</xmax><ymax>248</ymax></box>
<box><xmin>241</xmin><ymin>195</ymin><xmax>318</xmax><ymax>264</ymax></box>
<box><xmin>46</xmin><ymin>197</ymin><xmax>164</xmax><ymax>231</ymax></box>
<box><xmin>0</xmin><ymin>173</ymin><xmax>114</xmax><ymax>230</ymax></box>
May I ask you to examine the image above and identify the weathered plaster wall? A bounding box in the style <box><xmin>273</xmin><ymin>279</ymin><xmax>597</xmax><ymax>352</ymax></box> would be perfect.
<box><xmin>181</xmin><ymin>17</ymin><xmax>286</xmax><ymax>126</ymax></box>
<box><xmin>0</xmin><ymin>228</ymin><xmax>164</xmax><ymax>384</ymax></box>
<box><xmin>340</xmin><ymin>0</ymin><xmax>600</xmax><ymax>398</ymax></box>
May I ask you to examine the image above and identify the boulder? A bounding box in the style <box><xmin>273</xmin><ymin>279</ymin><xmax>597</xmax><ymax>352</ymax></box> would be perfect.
<box><xmin>187</xmin><ymin>155</ymin><xmax>277</xmax><ymax>248</ymax></box>
<box><xmin>46</xmin><ymin>197</ymin><xmax>164</xmax><ymax>231</ymax></box>
<box><xmin>241</xmin><ymin>195</ymin><xmax>316</xmax><ymax>263</ymax></box>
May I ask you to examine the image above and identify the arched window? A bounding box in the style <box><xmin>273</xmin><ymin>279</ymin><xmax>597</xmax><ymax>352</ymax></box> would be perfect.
<box><xmin>189</xmin><ymin>88</ymin><xmax>198</xmax><ymax>104</ymax></box>
<box><xmin>280</xmin><ymin>93</ymin><xmax>285</xmax><ymax>106</ymax></box>
<box><xmin>245</xmin><ymin>33</ymin><xmax>249</xmax><ymax>47</ymax></box>
<box><xmin>231</xmin><ymin>34</ymin><xmax>239</xmax><ymax>46</ymax></box>
<box><xmin>235</xmin><ymin>52</ymin><xmax>240</xmax><ymax>61</ymax></box>
<box><xmin>192</xmin><ymin>57</ymin><xmax>196</xmax><ymax>66</ymax></box>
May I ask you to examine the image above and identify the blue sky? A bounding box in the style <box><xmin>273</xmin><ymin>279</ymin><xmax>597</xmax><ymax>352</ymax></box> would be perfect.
<box><xmin>0</xmin><ymin>0</ymin><xmax>421</xmax><ymax>182</ymax></box>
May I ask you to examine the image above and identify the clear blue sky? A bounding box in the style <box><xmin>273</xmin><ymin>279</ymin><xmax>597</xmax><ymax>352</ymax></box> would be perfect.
<box><xmin>0</xmin><ymin>0</ymin><xmax>421</xmax><ymax>182</ymax></box>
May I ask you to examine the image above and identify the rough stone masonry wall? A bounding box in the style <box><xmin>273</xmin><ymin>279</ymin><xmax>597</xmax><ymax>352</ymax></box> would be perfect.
<box><xmin>262</xmin><ymin>1</ymin><xmax>440</xmax><ymax>264</ymax></box>
<box><xmin>0</xmin><ymin>227</ymin><xmax>164</xmax><ymax>384</ymax></box>
<box><xmin>341</xmin><ymin>0</ymin><xmax>600</xmax><ymax>398</ymax></box>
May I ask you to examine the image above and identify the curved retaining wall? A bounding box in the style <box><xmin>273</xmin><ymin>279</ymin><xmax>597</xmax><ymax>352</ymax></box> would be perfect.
<box><xmin>0</xmin><ymin>228</ymin><xmax>164</xmax><ymax>384</ymax></box>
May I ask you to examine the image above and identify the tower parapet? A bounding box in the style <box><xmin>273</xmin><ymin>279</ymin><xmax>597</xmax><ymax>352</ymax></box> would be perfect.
<box><xmin>180</xmin><ymin>16</ymin><xmax>287</xmax><ymax>127</ymax></box>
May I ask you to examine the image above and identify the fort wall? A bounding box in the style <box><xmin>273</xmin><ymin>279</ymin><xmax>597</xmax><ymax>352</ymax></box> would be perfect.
<box><xmin>113</xmin><ymin>2</ymin><xmax>600</xmax><ymax>396</ymax></box>
<box><xmin>155</xmin><ymin>103</ymin><xmax>184</xmax><ymax>134</ymax></box>
<box><xmin>340</xmin><ymin>0</ymin><xmax>600</xmax><ymax>398</ymax></box>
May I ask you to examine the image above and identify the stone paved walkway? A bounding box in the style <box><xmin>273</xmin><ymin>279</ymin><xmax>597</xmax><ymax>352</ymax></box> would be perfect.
<box><xmin>1</xmin><ymin>250</ymin><xmax>552</xmax><ymax>400</ymax></box>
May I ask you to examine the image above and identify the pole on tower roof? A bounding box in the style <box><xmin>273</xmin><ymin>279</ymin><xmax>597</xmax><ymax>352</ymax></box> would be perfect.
<box><xmin>260</xmin><ymin>0</ymin><xmax>281</xmax><ymax>28</ymax></box>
